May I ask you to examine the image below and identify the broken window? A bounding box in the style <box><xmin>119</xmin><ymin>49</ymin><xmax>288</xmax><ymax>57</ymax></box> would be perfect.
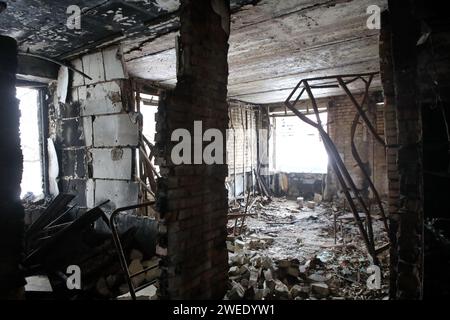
<box><xmin>134</xmin><ymin>91</ymin><xmax>159</xmax><ymax>212</ymax></box>
<box><xmin>270</xmin><ymin>113</ymin><xmax>328</xmax><ymax>174</ymax></box>
<box><xmin>17</xmin><ymin>87</ymin><xmax>44</xmax><ymax>200</ymax></box>
<box><xmin>140</xmin><ymin>93</ymin><xmax>159</xmax><ymax>160</ymax></box>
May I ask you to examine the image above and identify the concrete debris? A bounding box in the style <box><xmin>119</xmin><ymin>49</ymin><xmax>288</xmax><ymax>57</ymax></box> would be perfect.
<box><xmin>129</xmin><ymin>259</ymin><xmax>146</xmax><ymax>287</ymax></box>
<box><xmin>306</xmin><ymin>201</ymin><xmax>316</xmax><ymax>210</ymax></box>
<box><xmin>314</xmin><ymin>193</ymin><xmax>323</xmax><ymax>204</ymax></box>
<box><xmin>274</xmin><ymin>280</ymin><xmax>290</xmax><ymax>299</ymax></box>
<box><xmin>308</xmin><ymin>273</ymin><xmax>329</xmax><ymax>283</ymax></box>
<box><xmin>296</xmin><ymin>197</ymin><xmax>304</xmax><ymax>208</ymax></box>
<box><xmin>228</xmin><ymin>281</ymin><xmax>245</xmax><ymax>300</ymax></box>
<box><xmin>129</xmin><ymin>249</ymin><xmax>144</xmax><ymax>261</ymax></box>
<box><xmin>225</xmin><ymin>198</ymin><xmax>390</xmax><ymax>300</ymax></box>
<box><xmin>311</xmin><ymin>283</ymin><xmax>330</xmax><ymax>298</ymax></box>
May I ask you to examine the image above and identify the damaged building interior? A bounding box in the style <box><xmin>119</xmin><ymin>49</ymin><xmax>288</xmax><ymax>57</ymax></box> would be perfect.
<box><xmin>0</xmin><ymin>0</ymin><xmax>449</xmax><ymax>302</ymax></box>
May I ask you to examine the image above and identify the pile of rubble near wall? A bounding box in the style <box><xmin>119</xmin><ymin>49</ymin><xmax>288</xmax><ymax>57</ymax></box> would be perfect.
<box><xmin>224</xmin><ymin>200</ymin><xmax>391</xmax><ymax>301</ymax></box>
<box><xmin>225</xmin><ymin>238</ymin><xmax>389</xmax><ymax>300</ymax></box>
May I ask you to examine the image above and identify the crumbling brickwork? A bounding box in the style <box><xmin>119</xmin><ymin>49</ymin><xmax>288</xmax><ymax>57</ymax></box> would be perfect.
<box><xmin>0</xmin><ymin>36</ymin><xmax>25</xmax><ymax>298</ymax></box>
<box><xmin>155</xmin><ymin>0</ymin><xmax>230</xmax><ymax>299</ymax></box>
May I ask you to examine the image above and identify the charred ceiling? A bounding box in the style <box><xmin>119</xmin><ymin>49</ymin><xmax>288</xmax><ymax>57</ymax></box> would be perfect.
<box><xmin>1</xmin><ymin>0</ymin><xmax>387</xmax><ymax>103</ymax></box>
<box><xmin>0</xmin><ymin>0</ymin><xmax>255</xmax><ymax>59</ymax></box>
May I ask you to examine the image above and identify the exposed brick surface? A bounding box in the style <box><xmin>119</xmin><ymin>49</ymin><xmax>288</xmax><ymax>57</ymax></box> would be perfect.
<box><xmin>325</xmin><ymin>94</ymin><xmax>388</xmax><ymax>201</ymax></box>
<box><xmin>156</xmin><ymin>0</ymin><xmax>230</xmax><ymax>300</ymax></box>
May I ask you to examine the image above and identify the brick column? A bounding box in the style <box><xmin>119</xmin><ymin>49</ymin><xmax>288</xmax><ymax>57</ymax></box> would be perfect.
<box><xmin>388</xmin><ymin>0</ymin><xmax>424</xmax><ymax>299</ymax></box>
<box><xmin>380</xmin><ymin>11</ymin><xmax>401</xmax><ymax>298</ymax></box>
<box><xmin>0</xmin><ymin>36</ymin><xmax>26</xmax><ymax>298</ymax></box>
<box><xmin>156</xmin><ymin>0</ymin><xmax>230</xmax><ymax>299</ymax></box>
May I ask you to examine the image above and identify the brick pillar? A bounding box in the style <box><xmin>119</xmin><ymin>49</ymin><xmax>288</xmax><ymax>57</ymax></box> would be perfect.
<box><xmin>0</xmin><ymin>36</ymin><xmax>26</xmax><ymax>298</ymax></box>
<box><xmin>388</xmin><ymin>0</ymin><xmax>424</xmax><ymax>299</ymax></box>
<box><xmin>155</xmin><ymin>0</ymin><xmax>230</xmax><ymax>299</ymax></box>
<box><xmin>380</xmin><ymin>11</ymin><xmax>401</xmax><ymax>299</ymax></box>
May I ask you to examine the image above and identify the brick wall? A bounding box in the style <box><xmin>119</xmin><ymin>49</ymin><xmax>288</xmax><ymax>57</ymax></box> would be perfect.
<box><xmin>155</xmin><ymin>0</ymin><xmax>230</xmax><ymax>299</ymax></box>
<box><xmin>51</xmin><ymin>45</ymin><xmax>139</xmax><ymax>210</ymax></box>
<box><xmin>386</xmin><ymin>0</ymin><xmax>424</xmax><ymax>299</ymax></box>
<box><xmin>227</xmin><ymin>101</ymin><xmax>258</xmax><ymax>199</ymax></box>
<box><xmin>385</xmin><ymin>0</ymin><xmax>450</xmax><ymax>299</ymax></box>
<box><xmin>325</xmin><ymin>94</ymin><xmax>388</xmax><ymax>201</ymax></box>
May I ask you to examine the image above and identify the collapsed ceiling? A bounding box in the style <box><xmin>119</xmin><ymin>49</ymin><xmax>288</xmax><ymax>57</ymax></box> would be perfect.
<box><xmin>0</xmin><ymin>0</ymin><xmax>387</xmax><ymax>104</ymax></box>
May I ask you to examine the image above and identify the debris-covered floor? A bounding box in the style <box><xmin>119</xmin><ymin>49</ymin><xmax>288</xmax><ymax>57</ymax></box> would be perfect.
<box><xmin>225</xmin><ymin>198</ymin><xmax>390</xmax><ymax>300</ymax></box>
<box><xmin>22</xmin><ymin>195</ymin><xmax>161</xmax><ymax>300</ymax></box>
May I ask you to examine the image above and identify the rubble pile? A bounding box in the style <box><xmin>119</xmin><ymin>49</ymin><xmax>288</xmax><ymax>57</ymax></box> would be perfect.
<box><xmin>226</xmin><ymin>238</ymin><xmax>389</xmax><ymax>300</ymax></box>
<box><xmin>225</xmin><ymin>198</ymin><xmax>390</xmax><ymax>300</ymax></box>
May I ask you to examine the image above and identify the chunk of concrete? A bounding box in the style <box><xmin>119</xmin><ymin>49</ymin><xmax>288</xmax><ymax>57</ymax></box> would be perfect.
<box><xmin>290</xmin><ymin>284</ymin><xmax>310</xmax><ymax>298</ymax></box>
<box><xmin>129</xmin><ymin>259</ymin><xmax>145</xmax><ymax>287</ymax></box>
<box><xmin>228</xmin><ymin>282</ymin><xmax>245</xmax><ymax>300</ymax></box>
<box><xmin>308</xmin><ymin>273</ymin><xmax>328</xmax><ymax>283</ymax></box>
<box><xmin>274</xmin><ymin>280</ymin><xmax>290</xmax><ymax>299</ymax></box>
<box><xmin>306</xmin><ymin>201</ymin><xmax>316</xmax><ymax>209</ymax></box>
<box><xmin>311</xmin><ymin>283</ymin><xmax>330</xmax><ymax>298</ymax></box>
